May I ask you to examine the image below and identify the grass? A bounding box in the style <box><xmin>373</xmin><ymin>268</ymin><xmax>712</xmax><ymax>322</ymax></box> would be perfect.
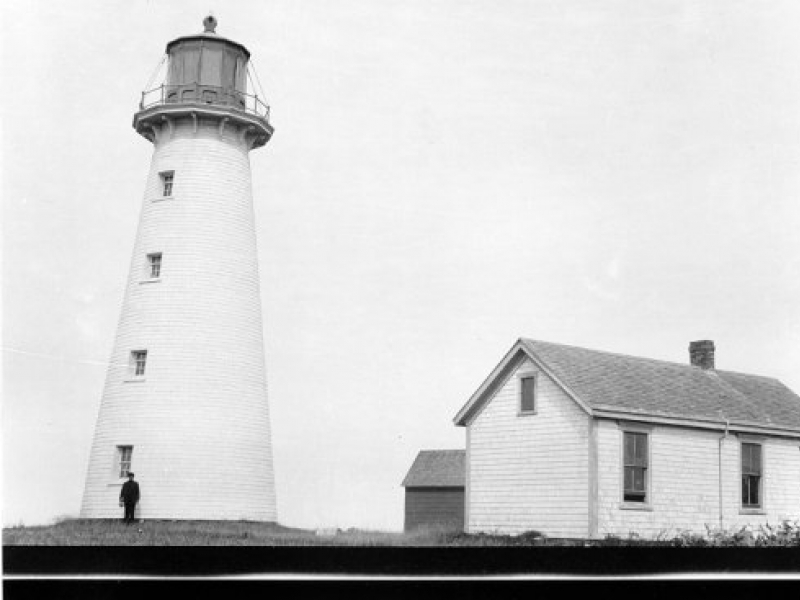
<box><xmin>9</xmin><ymin>518</ymin><xmax>799</xmax><ymax>546</ymax></box>
<box><xmin>2</xmin><ymin>519</ymin><xmax>470</xmax><ymax>546</ymax></box>
<box><xmin>3</xmin><ymin>519</ymin><xmax>583</xmax><ymax>546</ymax></box>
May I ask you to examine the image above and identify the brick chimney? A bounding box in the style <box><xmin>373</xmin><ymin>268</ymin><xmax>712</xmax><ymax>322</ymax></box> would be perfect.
<box><xmin>689</xmin><ymin>340</ymin><xmax>715</xmax><ymax>370</ymax></box>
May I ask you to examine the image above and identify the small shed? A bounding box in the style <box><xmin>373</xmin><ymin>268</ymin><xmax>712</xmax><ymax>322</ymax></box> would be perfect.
<box><xmin>401</xmin><ymin>449</ymin><xmax>465</xmax><ymax>532</ymax></box>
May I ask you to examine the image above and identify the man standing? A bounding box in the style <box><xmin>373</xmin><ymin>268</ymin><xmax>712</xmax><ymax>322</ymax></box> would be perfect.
<box><xmin>119</xmin><ymin>472</ymin><xmax>140</xmax><ymax>525</ymax></box>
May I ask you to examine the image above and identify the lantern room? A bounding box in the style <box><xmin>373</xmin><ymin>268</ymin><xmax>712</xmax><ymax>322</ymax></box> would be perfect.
<box><xmin>164</xmin><ymin>15</ymin><xmax>249</xmax><ymax>108</ymax></box>
<box><xmin>133</xmin><ymin>15</ymin><xmax>273</xmax><ymax>149</ymax></box>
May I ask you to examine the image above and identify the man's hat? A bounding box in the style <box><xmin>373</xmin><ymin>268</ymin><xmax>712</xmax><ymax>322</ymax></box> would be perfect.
<box><xmin>127</xmin><ymin>472</ymin><xmax>135</xmax><ymax>477</ymax></box>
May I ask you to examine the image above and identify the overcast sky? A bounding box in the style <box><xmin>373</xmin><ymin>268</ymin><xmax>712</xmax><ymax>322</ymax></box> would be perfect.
<box><xmin>4</xmin><ymin>0</ymin><xmax>800</xmax><ymax>530</ymax></box>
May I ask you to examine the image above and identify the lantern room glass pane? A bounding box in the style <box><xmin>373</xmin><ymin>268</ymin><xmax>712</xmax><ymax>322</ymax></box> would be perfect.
<box><xmin>182</xmin><ymin>47</ymin><xmax>201</xmax><ymax>84</ymax></box>
<box><xmin>235</xmin><ymin>55</ymin><xmax>247</xmax><ymax>92</ymax></box>
<box><xmin>222</xmin><ymin>48</ymin><xmax>238</xmax><ymax>90</ymax></box>
<box><xmin>167</xmin><ymin>42</ymin><xmax>201</xmax><ymax>85</ymax></box>
<box><xmin>199</xmin><ymin>44</ymin><xmax>223</xmax><ymax>87</ymax></box>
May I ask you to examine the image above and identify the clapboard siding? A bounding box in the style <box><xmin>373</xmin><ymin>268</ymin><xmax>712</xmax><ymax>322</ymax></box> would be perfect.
<box><xmin>404</xmin><ymin>488</ymin><xmax>465</xmax><ymax>532</ymax></box>
<box><xmin>467</xmin><ymin>358</ymin><xmax>590</xmax><ymax>537</ymax></box>
<box><xmin>80</xmin><ymin>119</ymin><xmax>277</xmax><ymax>521</ymax></box>
<box><xmin>596</xmin><ymin>420</ymin><xmax>800</xmax><ymax>537</ymax></box>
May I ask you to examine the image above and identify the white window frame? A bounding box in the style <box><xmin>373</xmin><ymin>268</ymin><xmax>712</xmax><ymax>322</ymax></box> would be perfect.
<box><xmin>116</xmin><ymin>445</ymin><xmax>133</xmax><ymax>479</ymax></box>
<box><xmin>129</xmin><ymin>350</ymin><xmax>148</xmax><ymax>379</ymax></box>
<box><xmin>144</xmin><ymin>252</ymin><xmax>162</xmax><ymax>281</ymax></box>
<box><xmin>619</xmin><ymin>422</ymin><xmax>653</xmax><ymax>511</ymax></box>
<box><xmin>516</xmin><ymin>371</ymin><xmax>538</xmax><ymax>416</ymax></box>
<box><xmin>159</xmin><ymin>170</ymin><xmax>175</xmax><ymax>198</ymax></box>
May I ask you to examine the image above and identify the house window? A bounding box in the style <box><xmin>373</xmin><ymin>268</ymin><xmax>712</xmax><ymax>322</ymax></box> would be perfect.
<box><xmin>623</xmin><ymin>431</ymin><xmax>648</xmax><ymax>503</ymax></box>
<box><xmin>117</xmin><ymin>445</ymin><xmax>133</xmax><ymax>478</ymax></box>
<box><xmin>130</xmin><ymin>350</ymin><xmax>147</xmax><ymax>377</ymax></box>
<box><xmin>741</xmin><ymin>442</ymin><xmax>762</xmax><ymax>508</ymax></box>
<box><xmin>519</xmin><ymin>374</ymin><xmax>536</xmax><ymax>414</ymax></box>
<box><xmin>160</xmin><ymin>171</ymin><xmax>174</xmax><ymax>197</ymax></box>
<box><xmin>147</xmin><ymin>253</ymin><xmax>162</xmax><ymax>279</ymax></box>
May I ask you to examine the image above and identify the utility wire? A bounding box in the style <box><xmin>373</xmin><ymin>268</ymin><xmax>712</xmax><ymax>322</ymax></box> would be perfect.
<box><xmin>247</xmin><ymin>57</ymin><xmax>269</xmax><ymax>101</ymax></box>
<box><xmin>3</xmin><ymin>346</ymin><xmax>128</xmax><ymax>369</ymax></box>
<box><xmin>246</xmin><ymin>67</ymin><xmax>257</xmax><ymax>97</ymax></box>
<box><xmin>144</xmin><ymin>54</ymin><xmax>167</xmax><ymax>90</ymax></box>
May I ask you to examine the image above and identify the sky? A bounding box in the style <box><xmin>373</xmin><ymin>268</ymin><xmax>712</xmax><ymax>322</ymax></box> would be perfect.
<box><xmin>3</xmin><ymin>0</ymin><xmax>800</xmax><ymax>530</ymax></box>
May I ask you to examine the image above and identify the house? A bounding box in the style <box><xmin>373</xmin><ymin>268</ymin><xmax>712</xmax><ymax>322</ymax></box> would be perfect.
<box><xmin>453</xmin><ymin>339</ymin><xmax>800</xmax><ymax>539</ymax></box>
<box><xmin>401</xmin><ymin>450</ymin><xmax>465</xmax><ymax>532</ymax></box>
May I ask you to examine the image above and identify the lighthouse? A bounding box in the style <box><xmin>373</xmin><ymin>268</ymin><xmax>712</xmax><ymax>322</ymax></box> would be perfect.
<box><xmin>81</xmin><ymin>16</ymin><xmax>277</xmax><ymax>521</ymax></box>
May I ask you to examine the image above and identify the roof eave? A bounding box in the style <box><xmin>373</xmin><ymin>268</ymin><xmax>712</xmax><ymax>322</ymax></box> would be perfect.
<box><xmin>166</xmin><ymin>33</ymin><xmax>251</xmax><ymax>58</ymax></box>
<box><xmin>402</xmin><ymin>483</ymin><xmax>466</xmax><ymax>489</ymax></box>
<box><xmin>453</xmin><ymin>338</ymin><xmax>593</xmax><ymax>427</ymax></box>
<box><xmin>592</xmin><ymin>407</ymin><xmax>800</xmax><ymax>439</ymax></box>
<box><xmin>453</xmin><ymin>340</ymin><xmax>526</xmax><ymax>426</ymax></box>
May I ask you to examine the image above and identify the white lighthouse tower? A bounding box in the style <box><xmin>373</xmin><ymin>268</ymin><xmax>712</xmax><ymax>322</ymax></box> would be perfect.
<box><xmin>81</xmin><ymin>16</ymin><xmax>277</xmax><ymax>521</ymax></box>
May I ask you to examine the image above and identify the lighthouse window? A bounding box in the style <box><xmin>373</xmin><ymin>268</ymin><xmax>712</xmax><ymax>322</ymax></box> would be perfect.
<box><xmin>147</xmin><ymin>253</ymin><xmax>162</xmax><ymax>279</ymax></box>
<box><xmin>130</xmin><ymin>350</ymin><xmax>148</xmax><ymax>377</ymax></box>
<box><xmin>117</xmin><ymin>446</ymin><xmax>133</xmax><ymax>478</ymax></box>
<box><xmin>160</xmin><ymin>171</ymin><xmax>174</xmax><ymax>197</ymax></box>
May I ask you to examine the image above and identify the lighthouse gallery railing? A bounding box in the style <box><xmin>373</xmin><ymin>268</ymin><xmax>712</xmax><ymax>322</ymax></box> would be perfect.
<box><xmin>139</xmin><ymin>83</ymin><xmax>271</xmax><ymax>122</ymax></box>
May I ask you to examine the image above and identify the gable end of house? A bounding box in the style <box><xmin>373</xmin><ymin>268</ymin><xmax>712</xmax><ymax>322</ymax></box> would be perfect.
<box><xmin>453</xmin><ymin>339</ymin><xmax>593</xmax><ymax>427</ymax></box>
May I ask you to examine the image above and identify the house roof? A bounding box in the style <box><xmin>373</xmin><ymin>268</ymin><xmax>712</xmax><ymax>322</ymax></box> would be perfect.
<box><xmin>401</xmin><ymin>450</ymin><xmax>465</xmax><ymax>488</ymax></box>
<box><xmin>454</xmin><ymin>338</ymin><xmax>800</xmax><ymax>434</ymax></box>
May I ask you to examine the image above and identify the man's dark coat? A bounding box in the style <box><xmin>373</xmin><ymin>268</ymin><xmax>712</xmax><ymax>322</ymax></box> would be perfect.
<box><xmin>120</xmin><ymin>480</ymin><xmax>140</xmax><ymax>504</ymax></box>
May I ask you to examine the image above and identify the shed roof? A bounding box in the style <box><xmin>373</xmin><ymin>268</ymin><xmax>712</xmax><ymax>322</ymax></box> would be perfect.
<box><xmin>402</xmin><ymin>450</ymin><xmax>465</xmax><ymax>488</ymax></box>
<box><xmin>454</xmin><ymin>338</ymin><xmax>800</xmax><ymax>433</ymax></box>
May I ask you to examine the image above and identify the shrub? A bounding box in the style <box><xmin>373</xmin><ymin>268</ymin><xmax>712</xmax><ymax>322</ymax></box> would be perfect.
<box><xmin>755</xmin><ymin>520</ymin><xmax>800</xmax><ymax>547</ymax></box>
<box><xmin>671</xmin><ymin>521</ymin><xmax>800</xmax><ymax>547</ymax></box>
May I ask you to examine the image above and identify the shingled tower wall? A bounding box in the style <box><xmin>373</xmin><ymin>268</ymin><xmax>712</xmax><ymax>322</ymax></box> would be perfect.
<box><xmin>81</xmin><ymin>16</ymin><xmax>277</xmax><ymax>521</ymax></box>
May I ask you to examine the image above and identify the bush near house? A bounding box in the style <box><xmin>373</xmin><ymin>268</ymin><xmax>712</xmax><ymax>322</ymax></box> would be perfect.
<box><xmin>595</xmin><ymin>520</ymin><xmax>800</xmax><ymax>547</ymax></box>
<box><xmin>669</xmin><ymin>520</ymin><xmax>800</xmax><ymax>547</ymax></box>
